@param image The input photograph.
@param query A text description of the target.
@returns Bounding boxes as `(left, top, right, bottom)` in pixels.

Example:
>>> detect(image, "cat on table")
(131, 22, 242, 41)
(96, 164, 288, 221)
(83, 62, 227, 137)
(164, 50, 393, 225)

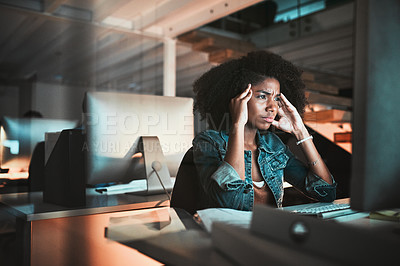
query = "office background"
(0, 0, 354, 133)
(1, 1, 400, 265)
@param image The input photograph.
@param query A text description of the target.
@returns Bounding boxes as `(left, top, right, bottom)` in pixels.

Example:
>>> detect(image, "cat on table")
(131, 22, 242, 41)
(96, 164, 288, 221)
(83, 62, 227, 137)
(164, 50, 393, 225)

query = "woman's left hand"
(271, 93, 306, 135)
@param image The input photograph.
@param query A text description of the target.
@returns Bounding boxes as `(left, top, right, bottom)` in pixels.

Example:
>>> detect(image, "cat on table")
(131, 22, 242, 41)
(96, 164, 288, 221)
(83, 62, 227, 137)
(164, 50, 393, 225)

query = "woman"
(192, 51, 336, 210)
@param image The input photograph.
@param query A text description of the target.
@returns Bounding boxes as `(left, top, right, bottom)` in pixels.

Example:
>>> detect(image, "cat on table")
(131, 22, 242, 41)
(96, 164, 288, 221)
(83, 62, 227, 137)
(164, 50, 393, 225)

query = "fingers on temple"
(245, 87, 253, 99)
(238, 84, 252, 99)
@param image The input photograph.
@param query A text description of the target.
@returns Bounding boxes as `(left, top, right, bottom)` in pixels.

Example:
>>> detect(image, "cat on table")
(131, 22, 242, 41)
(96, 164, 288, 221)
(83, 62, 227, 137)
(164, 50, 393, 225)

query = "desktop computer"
(84, 91, 194, 195)
(349, 0, 400, 211)
(42, 92, 194, 206)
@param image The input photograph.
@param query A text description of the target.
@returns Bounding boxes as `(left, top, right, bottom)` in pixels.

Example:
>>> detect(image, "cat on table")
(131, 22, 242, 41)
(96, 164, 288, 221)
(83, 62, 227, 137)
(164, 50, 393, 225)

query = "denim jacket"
(192, 130, 336, 211)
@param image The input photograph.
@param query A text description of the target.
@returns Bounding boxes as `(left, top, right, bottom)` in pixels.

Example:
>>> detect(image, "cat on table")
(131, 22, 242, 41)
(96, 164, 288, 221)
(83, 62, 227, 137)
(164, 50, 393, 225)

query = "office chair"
(170, 147, 199, 215)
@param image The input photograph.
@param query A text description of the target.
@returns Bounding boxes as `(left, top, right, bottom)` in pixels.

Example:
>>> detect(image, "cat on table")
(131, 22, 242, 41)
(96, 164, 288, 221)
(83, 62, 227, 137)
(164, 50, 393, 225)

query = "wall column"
(163, 37, 176, 97)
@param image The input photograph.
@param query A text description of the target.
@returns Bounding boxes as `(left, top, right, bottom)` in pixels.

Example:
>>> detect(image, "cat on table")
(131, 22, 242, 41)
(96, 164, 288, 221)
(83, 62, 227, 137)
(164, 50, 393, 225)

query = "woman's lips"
(263, 117, 274, 123)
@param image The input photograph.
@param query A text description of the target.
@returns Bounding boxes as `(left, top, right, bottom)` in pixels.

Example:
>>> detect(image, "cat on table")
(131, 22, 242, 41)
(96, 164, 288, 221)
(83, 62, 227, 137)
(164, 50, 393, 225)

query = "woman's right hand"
(226, 84, 252, 179)
(229, 84, 252, 127)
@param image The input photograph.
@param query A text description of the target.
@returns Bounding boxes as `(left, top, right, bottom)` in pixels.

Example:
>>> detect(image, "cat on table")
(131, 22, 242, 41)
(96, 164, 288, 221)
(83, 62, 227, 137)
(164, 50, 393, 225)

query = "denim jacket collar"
(256, 130, 275, 154)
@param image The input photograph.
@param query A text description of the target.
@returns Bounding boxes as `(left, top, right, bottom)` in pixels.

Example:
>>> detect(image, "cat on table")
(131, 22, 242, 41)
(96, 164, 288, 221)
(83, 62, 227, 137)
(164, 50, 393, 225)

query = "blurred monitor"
(84, 92, 194, 187)
(350, 0, 400, 211)
(0, 116, 78, 174)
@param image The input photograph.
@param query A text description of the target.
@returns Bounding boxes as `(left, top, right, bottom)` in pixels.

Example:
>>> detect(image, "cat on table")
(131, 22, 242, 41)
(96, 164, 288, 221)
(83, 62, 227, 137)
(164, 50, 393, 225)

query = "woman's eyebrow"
(255, 90, 279, 95)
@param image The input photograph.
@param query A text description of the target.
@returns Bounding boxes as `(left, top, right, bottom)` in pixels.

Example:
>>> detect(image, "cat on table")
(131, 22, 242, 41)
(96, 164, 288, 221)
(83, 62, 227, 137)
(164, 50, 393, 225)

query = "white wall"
(32, 81, 91, 120)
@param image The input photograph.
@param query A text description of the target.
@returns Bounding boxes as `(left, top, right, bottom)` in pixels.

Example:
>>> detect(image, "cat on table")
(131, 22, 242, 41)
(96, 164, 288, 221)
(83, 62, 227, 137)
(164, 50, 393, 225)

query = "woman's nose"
(266, 97, 279, 112)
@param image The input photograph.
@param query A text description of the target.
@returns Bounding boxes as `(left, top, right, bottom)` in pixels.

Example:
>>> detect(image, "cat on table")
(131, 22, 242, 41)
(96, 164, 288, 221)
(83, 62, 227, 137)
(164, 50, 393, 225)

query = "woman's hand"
(226, 84, 252, 179)
(272, 93, 306, 136)
(273, 94, 332, 184)
(229, 84, 252, 127)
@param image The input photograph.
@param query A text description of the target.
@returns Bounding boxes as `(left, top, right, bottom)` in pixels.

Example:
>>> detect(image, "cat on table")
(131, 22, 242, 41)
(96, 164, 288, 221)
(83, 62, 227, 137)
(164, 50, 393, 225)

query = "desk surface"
(106, 208, 232, 266)
(30, 207, 186, 266)
(0, 188, 169, 221)
(113, 200, 400, 266)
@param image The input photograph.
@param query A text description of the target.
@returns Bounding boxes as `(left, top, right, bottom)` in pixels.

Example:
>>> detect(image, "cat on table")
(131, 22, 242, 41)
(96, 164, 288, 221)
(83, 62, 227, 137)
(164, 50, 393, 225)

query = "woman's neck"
(243, 126, 258, 150)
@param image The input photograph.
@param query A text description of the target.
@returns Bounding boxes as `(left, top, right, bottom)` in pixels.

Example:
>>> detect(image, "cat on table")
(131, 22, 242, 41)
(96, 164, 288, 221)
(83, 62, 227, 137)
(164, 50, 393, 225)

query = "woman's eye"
(274, 96, 281, 101)
(257, 95, 266, 100)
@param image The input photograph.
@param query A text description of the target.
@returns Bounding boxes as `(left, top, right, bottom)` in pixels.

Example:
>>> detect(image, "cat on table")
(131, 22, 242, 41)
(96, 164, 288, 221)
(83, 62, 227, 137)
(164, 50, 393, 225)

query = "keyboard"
(284, 202, 355, 219)
(291, 203, 350, 214)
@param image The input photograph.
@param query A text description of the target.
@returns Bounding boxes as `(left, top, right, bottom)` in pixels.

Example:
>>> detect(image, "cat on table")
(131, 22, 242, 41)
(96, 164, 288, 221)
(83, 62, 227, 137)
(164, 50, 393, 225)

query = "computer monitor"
(84, 92, 194, 191)
(350, 0, 400, 211)
(0, 116, 78, 174)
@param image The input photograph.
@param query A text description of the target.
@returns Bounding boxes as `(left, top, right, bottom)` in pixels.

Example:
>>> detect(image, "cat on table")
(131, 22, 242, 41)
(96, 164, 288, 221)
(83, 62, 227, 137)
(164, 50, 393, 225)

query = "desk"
(0, 189, 169, 265)
(108, 209, 233, 266)
(111, 201, 400, 266)
(0, 173, 29, 194)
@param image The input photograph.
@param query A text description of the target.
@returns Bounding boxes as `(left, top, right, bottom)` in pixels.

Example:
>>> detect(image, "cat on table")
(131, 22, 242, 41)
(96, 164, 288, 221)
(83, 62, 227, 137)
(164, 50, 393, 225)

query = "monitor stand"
(93, 136, 173, 196)
(129, 136, 173, 196)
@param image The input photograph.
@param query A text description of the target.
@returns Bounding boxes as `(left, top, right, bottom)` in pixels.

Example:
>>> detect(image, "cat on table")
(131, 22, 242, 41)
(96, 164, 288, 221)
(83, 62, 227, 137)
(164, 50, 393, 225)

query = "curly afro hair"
(193, 50, 307, 131)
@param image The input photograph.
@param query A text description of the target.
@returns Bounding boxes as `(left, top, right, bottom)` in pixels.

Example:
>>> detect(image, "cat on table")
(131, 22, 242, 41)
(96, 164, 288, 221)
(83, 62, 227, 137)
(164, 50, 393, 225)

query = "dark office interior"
(1, 0, 399, 265)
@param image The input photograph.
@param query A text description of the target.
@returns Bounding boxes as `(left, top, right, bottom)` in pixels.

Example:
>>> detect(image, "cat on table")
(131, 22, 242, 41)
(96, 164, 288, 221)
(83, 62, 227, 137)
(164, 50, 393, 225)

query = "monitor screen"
(84, 92, 194, 186)
(0, 117, 78, 174)
(350, 0, 400, 211)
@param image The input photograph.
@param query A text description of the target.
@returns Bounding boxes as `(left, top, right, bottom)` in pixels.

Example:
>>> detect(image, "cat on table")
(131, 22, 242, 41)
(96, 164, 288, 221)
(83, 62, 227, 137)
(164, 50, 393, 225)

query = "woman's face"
(246, 77, 281, 130)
